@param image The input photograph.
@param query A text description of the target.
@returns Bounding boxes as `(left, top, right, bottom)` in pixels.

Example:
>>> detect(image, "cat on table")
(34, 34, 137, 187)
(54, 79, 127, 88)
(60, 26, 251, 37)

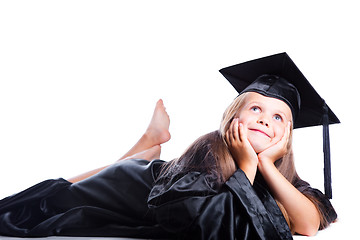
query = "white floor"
(0, 218, 354, 240)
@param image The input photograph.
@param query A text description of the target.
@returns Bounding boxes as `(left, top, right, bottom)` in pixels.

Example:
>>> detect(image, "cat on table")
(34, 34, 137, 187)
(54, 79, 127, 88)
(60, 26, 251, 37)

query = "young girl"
(0, 53, 338, 239)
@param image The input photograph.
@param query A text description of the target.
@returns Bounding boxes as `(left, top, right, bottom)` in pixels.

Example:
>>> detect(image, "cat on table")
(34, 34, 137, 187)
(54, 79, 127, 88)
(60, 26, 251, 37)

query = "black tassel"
(323, 102, 332, 199)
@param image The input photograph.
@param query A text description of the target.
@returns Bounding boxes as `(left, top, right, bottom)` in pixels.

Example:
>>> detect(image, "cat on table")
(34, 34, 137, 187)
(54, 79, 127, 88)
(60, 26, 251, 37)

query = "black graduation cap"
(219, 52, 340, 198)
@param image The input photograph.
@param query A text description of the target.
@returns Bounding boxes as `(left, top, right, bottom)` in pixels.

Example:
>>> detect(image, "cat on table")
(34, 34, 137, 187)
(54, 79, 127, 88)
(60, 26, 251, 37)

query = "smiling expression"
(235, 92, 293, 153)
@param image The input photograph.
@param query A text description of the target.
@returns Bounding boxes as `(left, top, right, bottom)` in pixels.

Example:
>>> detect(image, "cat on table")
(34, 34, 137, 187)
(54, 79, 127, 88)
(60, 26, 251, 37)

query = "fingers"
(238, 122, 247, 142)
(287, 121, 292, 137)
(281, 121, 291, 144)
(232, 118, 240, 141)
(225, 119, 258, 171)
(276, 121, 292, 154)
(225, 119, 235, 145)
(226, 118, 240, 144)
(273, 121, 291, 146)
(284, 121, 292, 148)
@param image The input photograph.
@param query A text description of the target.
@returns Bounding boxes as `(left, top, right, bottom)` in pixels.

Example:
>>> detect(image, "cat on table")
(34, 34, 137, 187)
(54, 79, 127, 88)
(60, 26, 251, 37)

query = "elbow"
(301, 227, 318, 237)
(293, 208, 321, 236)
(295, 221, 319, 237)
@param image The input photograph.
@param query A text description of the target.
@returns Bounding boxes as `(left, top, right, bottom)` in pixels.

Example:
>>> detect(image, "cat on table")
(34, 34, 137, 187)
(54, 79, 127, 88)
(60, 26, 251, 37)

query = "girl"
(0, 53, 338, 239)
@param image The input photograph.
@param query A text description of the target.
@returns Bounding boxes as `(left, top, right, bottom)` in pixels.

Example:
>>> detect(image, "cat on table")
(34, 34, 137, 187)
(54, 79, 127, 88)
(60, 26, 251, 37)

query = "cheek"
(272, 124, 286, 141)
(237, 113, 252, 126)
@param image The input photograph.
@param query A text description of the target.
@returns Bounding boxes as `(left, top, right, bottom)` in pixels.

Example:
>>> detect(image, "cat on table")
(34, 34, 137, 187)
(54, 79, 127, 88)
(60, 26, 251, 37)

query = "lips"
(249, 128, 271, 138)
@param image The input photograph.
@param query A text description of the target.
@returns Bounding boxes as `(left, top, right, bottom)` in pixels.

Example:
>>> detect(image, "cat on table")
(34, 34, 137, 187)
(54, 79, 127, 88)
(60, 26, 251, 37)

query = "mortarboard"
(219, 52, 340, 198)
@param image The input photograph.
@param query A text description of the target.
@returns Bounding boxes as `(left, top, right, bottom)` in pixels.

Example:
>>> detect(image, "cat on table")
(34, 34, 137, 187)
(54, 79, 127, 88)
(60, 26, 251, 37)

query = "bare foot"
(145, 99, 171, 146)
(122, 145, 161, 161)
(117, 99, 171, 161)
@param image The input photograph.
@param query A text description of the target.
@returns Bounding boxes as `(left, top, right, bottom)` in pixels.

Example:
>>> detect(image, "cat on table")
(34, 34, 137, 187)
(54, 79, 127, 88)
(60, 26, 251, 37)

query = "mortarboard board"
(219, 52, 340, 198)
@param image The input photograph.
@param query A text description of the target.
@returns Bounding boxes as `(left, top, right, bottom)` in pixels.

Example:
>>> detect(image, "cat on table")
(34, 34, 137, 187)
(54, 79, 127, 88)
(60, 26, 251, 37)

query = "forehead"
(243, 92, 292, 118)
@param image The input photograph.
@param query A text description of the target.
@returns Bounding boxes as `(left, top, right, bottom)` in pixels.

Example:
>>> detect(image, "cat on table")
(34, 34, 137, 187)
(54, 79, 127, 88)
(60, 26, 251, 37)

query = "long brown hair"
(158, 130, 236, 189)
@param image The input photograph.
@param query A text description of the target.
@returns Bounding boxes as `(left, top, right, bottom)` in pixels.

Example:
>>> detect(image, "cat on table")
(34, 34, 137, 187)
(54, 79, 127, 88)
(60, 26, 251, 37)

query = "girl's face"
(235, 92, 292, 153)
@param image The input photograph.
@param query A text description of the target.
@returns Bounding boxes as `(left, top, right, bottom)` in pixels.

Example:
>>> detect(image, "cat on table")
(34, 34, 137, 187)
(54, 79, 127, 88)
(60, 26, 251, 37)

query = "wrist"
(238, 160, 258, 184)
(257, 157, 275, 173)
(258, 155, 273, 164)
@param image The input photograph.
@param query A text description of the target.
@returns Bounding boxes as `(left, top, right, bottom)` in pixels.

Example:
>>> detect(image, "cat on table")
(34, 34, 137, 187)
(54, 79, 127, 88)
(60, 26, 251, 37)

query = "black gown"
(0, 159, 335, 239)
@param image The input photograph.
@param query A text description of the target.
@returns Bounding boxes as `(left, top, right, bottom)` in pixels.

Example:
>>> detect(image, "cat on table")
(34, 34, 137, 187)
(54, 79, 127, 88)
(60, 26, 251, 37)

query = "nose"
(257, 119, 269, 127)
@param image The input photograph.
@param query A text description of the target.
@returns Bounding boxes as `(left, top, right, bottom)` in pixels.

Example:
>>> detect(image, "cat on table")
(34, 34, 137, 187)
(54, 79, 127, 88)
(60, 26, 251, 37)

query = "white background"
(0, 1, 359, 239)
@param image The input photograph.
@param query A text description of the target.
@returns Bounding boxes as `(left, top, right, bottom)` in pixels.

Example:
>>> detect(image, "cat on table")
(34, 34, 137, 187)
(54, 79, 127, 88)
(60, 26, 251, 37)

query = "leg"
(122, 145, 162, 161)
(67, 99, 170, 183)
(67, 145, 162, 183)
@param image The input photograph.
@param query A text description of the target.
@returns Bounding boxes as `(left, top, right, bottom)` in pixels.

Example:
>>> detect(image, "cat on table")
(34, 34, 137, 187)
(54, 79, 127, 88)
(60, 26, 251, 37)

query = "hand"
(258, 121, 291, 164)
(225, 118, 258, 168)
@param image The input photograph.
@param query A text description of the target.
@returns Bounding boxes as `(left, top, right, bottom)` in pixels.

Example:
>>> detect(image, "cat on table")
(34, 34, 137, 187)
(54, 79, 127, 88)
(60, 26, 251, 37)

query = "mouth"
(249, 128, 271, 138)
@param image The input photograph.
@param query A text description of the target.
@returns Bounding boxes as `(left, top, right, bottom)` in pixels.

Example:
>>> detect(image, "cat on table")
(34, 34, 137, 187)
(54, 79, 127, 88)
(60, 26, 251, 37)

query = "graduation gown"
(0, 158, 331, 239)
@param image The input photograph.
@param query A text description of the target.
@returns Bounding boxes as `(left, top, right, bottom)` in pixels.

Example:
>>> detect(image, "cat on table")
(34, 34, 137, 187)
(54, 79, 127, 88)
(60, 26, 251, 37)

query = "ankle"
(142, 131, 158, 148)
(143, 127, 170, 147)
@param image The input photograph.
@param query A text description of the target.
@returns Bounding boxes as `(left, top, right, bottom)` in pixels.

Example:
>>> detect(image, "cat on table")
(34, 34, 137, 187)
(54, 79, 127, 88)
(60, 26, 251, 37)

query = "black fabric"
(219, 52, 341, 199)
(218, 52, 340, 129)
(240, 75, 300, 121)
(0, 159, 168, 238)
(148, 167, 293, 240)
(0, 158, 333, 239)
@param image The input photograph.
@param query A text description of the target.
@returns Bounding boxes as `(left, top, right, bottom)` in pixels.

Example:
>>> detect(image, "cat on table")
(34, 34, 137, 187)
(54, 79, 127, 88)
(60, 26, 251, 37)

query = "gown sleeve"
(148, 169, 293, 240)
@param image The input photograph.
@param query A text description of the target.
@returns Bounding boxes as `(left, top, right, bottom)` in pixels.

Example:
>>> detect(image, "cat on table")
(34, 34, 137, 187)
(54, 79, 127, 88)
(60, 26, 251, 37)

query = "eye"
(251, 106, 261, 113)
(273, 114, 283, 121)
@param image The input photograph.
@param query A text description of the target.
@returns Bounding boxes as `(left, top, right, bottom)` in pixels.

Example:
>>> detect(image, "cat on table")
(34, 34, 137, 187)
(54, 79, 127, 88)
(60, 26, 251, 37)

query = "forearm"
(258, 159, 320, 236)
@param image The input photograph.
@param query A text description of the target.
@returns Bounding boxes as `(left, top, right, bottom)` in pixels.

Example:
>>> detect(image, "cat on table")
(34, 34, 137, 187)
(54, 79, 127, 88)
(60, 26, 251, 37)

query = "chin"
(251, 144, 266, 154)
(248, 137, 270, 153)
